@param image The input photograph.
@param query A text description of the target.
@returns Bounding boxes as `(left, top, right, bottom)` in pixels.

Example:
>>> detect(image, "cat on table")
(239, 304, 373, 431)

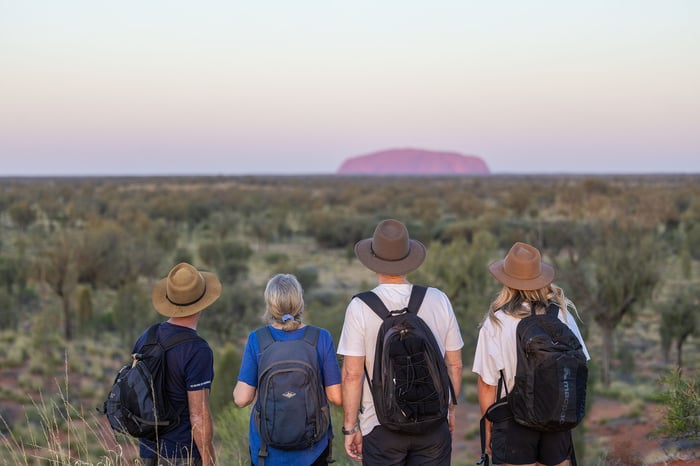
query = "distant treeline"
(1, 174, 699, 389)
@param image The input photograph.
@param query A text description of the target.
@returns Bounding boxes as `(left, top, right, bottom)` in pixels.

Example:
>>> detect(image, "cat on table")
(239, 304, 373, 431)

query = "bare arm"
(325, 383, 342, 406)
(232, 380, 256, 407)
(477, 375, 497, 456)
(444, 349, 463, 433)
(341, 355, 365, 462)
(188, 389, 216, 466)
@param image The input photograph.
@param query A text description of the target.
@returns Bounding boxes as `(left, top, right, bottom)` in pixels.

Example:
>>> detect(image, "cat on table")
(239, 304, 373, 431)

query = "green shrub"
(653, 368, 700, 440)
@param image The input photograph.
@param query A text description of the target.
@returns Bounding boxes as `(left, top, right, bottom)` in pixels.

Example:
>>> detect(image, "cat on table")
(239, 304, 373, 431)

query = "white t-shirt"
(337, 283, 464, 435)
(472, 308, 590, 393)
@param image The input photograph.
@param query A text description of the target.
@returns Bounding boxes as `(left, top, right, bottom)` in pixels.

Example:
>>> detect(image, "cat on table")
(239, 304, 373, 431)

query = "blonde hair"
(263, 274, 304, 331)
(483, 283, 579, 327)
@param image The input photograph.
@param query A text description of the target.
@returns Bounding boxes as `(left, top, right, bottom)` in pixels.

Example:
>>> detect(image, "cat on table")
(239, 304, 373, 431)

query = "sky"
(1, 1, 699, 176)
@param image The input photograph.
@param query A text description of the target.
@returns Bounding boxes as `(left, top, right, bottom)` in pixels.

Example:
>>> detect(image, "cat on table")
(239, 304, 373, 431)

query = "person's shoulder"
(422, 286, 453, 307)
(315, 326, 335, 342)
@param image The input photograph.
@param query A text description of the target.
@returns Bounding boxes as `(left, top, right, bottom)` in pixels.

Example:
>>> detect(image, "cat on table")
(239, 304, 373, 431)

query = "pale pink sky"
(1, 1, 698, 175)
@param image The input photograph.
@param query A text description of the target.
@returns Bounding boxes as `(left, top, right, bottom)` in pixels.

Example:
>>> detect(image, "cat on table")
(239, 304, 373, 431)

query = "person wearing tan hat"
(136, 262, 222, 466)
(337, 219, 464, 465)
(473, 242, 590, 466)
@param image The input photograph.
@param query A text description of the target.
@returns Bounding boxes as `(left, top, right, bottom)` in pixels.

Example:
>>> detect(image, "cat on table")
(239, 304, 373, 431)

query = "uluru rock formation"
(336, 148, 490, 175)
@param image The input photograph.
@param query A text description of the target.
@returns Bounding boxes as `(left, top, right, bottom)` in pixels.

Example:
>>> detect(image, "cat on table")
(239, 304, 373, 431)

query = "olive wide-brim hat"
(152, 263, 222, 318)
(354, 219, 426, 276)
(488, 242, 555, 291)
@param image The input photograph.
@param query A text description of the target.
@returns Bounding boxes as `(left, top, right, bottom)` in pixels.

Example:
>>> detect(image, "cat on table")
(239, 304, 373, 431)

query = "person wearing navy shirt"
(135, 262, 221, 466)
(233, 273, 342, 466)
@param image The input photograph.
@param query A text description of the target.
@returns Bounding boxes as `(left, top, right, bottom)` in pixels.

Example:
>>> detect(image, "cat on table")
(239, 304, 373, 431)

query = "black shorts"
(362, 421, 451, 466)
(491, 417, 573, 465)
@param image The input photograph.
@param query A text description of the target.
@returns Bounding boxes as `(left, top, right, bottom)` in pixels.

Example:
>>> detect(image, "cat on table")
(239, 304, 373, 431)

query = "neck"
(167, 312, 200, 330)
(377, 274, 410, 285)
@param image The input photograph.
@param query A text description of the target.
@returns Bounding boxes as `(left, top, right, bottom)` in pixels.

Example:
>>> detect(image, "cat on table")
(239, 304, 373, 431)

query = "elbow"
(233, 393, 253, 408)
(328, 393, 343, 407)
(232, 384, 255, 408)
(326, 384, 343, 406)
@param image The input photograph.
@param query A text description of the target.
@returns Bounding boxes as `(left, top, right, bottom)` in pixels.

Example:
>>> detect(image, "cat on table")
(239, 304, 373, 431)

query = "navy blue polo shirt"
(132, 321, 214, 459)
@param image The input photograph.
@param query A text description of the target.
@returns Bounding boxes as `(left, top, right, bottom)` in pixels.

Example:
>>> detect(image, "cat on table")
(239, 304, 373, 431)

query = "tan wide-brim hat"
(354, 219, 426, 276)
(152, 263, 222, 318)
(488, 242, 555, 291)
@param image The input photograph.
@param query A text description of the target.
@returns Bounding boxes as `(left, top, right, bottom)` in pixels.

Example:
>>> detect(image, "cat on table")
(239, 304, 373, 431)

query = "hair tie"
(281, 314, 294, 322)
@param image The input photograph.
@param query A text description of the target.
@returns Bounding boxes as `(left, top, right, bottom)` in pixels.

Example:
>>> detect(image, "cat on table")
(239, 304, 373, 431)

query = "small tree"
(550, 221, 661, 388)
(40, 231, 80, 340)
(660, 284, 698, 368)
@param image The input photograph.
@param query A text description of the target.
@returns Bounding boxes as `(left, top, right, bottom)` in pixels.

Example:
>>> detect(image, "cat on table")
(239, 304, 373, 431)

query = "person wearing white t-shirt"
(338, 219, 464, 465)
(473, 242, 590, 466)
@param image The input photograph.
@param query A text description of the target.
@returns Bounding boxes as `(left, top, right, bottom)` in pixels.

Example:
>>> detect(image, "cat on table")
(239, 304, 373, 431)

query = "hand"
(344, 431, 363, 462)
(448, 406, 456, 434)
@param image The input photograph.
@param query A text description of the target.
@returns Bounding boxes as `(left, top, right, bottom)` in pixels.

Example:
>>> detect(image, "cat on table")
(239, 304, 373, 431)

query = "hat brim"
(152, 271, 222, 318)
(488, 259, 555, 291)
(354, 238, 426, 276)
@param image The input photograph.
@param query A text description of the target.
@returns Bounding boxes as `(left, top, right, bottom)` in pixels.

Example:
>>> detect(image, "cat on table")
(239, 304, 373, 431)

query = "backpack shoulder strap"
(407, 285, 428, 313)
(255, 326, 275, 351)
(354, 291, 390, 320)
(161, 328, 204, 351)
(302, 325, 321, 347)
(546, 302, 560, 317)
(144, 323, 161, 345)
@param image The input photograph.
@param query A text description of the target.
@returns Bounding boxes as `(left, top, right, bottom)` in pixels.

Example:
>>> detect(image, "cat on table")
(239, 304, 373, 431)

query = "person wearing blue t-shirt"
(234, 273, 342, 466)
(135, 262, 221, 466)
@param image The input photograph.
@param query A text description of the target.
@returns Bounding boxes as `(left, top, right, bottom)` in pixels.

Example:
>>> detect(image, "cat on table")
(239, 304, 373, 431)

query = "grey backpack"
(253, 325, 331, 463)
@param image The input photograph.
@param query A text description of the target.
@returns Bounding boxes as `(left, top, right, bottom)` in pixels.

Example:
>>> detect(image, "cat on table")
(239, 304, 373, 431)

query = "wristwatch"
(341, 424, 361, 435)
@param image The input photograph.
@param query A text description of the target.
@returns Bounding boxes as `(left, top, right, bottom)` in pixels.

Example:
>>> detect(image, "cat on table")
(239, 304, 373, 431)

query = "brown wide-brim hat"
(488, 242, 555, 291)
(354, 219, 426, 276)
(152, 263, 222, 318)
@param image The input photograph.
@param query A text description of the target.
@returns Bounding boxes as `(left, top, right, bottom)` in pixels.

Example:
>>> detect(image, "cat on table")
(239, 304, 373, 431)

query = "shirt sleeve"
(319, 328, 342, 386)
(439, 291, 465, 352)
(472, 320, 501, 386)
(236, 331, 259, 387)
(184, 344, 214, 391)
(337, 298, 366, 357)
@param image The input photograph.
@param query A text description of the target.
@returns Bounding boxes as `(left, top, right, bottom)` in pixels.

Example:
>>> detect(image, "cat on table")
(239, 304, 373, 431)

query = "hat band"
(166, 285, 207, 307)
(370, 244, 411, 262)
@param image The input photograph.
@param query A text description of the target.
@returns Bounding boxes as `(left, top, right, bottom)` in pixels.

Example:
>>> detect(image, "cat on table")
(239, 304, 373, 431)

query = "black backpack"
(477, 303, 586, 466)
(101, 323, 203, 440)
(356, 285, 456, 434)
(509, 302, 588, 432)
(253, 325, 331, 464)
